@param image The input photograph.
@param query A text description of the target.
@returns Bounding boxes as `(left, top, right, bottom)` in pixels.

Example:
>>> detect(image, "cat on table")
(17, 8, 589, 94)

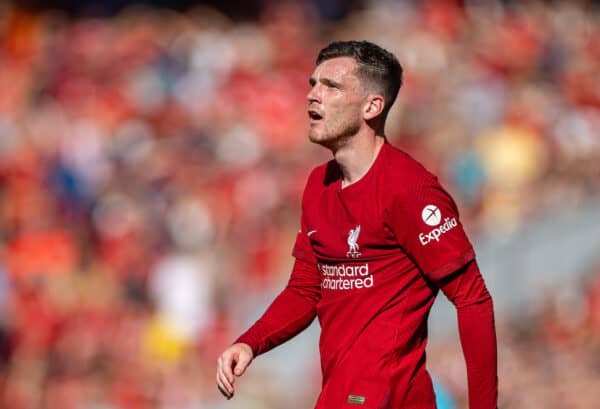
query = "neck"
(333, 131, 386, 188)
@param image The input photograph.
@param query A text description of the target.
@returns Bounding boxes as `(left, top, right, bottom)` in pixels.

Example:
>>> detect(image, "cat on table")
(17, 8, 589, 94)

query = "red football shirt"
(237, 142, 497, 408)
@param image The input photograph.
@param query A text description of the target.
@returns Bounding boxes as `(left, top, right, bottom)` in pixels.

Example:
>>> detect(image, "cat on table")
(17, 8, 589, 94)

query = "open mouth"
(308, 109, 323, 121)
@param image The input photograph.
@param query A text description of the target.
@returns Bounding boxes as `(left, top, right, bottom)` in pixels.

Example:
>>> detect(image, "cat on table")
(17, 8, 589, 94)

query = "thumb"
(234, 352, 252, 376)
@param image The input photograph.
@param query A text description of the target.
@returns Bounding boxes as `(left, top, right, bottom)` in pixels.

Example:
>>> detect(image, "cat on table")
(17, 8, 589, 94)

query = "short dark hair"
(316, 40, 403, 120)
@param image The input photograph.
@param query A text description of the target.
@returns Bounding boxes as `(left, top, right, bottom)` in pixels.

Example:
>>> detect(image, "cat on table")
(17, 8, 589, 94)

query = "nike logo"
(307, 230, 317, 237)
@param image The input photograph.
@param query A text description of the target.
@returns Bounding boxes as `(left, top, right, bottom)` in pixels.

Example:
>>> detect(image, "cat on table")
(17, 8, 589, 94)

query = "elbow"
(455, 290, 494, 311)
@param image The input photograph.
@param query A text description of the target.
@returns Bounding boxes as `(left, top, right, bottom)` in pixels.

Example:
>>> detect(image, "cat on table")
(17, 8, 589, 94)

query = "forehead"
(311, 57, 359, 83)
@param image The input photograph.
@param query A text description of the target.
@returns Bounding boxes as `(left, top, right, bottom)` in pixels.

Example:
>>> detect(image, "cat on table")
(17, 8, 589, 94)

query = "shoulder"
(381, 143, 460, 214)
(380, 143, 438, 195)
(305, 159, 341, 190)
(300, 159, 340, 208)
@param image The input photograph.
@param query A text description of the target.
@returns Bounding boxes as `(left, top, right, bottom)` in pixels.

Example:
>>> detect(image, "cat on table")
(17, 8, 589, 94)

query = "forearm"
(236, 259, 321, 356)
(440, 260, 498, 409)
(457, 296, 498, 409)
(236, 287, 317, 355)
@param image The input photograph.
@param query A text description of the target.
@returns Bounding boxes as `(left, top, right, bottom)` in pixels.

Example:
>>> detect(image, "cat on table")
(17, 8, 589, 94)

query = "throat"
(337, 137, 385, 189)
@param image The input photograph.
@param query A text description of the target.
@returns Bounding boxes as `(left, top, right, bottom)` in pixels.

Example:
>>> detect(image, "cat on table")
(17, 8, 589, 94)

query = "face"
(306, 57, 367, 148)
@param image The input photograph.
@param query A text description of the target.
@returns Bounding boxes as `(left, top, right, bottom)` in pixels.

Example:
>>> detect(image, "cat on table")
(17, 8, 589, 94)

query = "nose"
(307, 84, 320, 105)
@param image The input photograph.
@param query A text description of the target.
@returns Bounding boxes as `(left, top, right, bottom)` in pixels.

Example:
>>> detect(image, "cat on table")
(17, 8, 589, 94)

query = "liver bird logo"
(346, 225, 361, 258)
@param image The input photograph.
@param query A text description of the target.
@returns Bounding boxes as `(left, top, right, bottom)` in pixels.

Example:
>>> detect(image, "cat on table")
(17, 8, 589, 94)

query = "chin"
(308, 130, 322, 143)
(309, 133, 328, 145)
(309, 135, 337, 151)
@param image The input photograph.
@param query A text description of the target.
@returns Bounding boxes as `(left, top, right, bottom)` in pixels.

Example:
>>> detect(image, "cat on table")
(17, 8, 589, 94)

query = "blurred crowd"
(430, 258, 600, 409)
(0, 0, 599, 408)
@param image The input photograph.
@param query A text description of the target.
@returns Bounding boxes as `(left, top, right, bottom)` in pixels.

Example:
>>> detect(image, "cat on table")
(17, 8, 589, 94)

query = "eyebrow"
(309, 77, 343, 89)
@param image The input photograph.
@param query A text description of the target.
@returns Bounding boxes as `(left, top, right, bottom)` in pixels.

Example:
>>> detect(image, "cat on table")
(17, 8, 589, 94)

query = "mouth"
(308, 109, 324, 123)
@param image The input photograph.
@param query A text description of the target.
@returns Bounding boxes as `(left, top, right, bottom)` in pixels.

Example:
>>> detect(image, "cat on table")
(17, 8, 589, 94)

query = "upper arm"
(438, 259, 492, 309)
(385, 175, 475, 281)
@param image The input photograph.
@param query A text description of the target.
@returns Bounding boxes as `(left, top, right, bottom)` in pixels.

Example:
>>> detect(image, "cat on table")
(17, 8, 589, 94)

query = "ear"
(363, 94, 385, 121)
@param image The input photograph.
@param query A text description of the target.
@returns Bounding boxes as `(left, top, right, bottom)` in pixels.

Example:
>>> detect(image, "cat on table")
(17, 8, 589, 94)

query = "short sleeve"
(385, 176, 475, 281)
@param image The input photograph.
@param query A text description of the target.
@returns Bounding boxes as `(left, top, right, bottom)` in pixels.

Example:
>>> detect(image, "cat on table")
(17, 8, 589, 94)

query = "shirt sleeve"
(385, 175, 475, 281)
(292, 212, 318, 264)
(439, 260, 498, 409)
(292, 168, 319, 264)
(235, 258, 321, 356)
(237, 177, 320, 356)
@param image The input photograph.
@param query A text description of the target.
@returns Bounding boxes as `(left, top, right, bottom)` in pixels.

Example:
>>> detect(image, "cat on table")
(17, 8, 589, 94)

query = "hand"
(216, 342, 254, 399)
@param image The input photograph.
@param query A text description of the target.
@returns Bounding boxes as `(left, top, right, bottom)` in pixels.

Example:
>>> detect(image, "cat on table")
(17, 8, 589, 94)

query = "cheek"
(329, 104, 361, 125)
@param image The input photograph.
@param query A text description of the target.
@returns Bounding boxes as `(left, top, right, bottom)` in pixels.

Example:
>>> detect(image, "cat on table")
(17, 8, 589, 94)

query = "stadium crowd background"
(1, 0, 600, 408)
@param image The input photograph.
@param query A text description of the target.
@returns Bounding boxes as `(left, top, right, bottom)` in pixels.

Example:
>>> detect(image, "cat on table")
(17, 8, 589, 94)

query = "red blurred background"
(0, 1, 599, 408)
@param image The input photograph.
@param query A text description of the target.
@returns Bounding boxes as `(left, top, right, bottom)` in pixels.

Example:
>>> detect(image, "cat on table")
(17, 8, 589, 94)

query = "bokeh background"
(1, 0, 600, 408)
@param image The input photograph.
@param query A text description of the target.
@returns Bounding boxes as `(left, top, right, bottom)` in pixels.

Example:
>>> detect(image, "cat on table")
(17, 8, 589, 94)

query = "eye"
(323, 80, 339, 89)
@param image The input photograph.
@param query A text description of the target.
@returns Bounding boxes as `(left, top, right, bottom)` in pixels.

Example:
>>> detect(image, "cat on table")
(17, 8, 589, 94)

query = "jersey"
(236, 141, 497, 409)
(292, 142, 475, 408)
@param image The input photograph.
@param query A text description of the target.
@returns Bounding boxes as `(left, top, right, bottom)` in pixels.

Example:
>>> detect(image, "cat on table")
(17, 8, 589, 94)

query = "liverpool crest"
(346, 225, 361, 258)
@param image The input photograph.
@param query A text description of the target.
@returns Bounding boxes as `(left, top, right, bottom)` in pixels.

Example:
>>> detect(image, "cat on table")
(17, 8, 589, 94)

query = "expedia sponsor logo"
(319, 263, 373, 290)
(422, 204, 442, 226)
(419, 217, 458, 246)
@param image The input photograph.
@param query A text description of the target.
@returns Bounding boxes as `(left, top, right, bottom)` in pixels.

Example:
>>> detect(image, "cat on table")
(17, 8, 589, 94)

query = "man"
(216, 40, 497, 409)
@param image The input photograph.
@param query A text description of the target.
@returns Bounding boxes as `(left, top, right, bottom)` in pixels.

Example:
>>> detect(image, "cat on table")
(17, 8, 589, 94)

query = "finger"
(217, 358, 234, 393)
(234, 352, 252, 376)
(223, 352, 235, 384)
(216, 371, 233, 398)
(217, 382, 232, 399)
